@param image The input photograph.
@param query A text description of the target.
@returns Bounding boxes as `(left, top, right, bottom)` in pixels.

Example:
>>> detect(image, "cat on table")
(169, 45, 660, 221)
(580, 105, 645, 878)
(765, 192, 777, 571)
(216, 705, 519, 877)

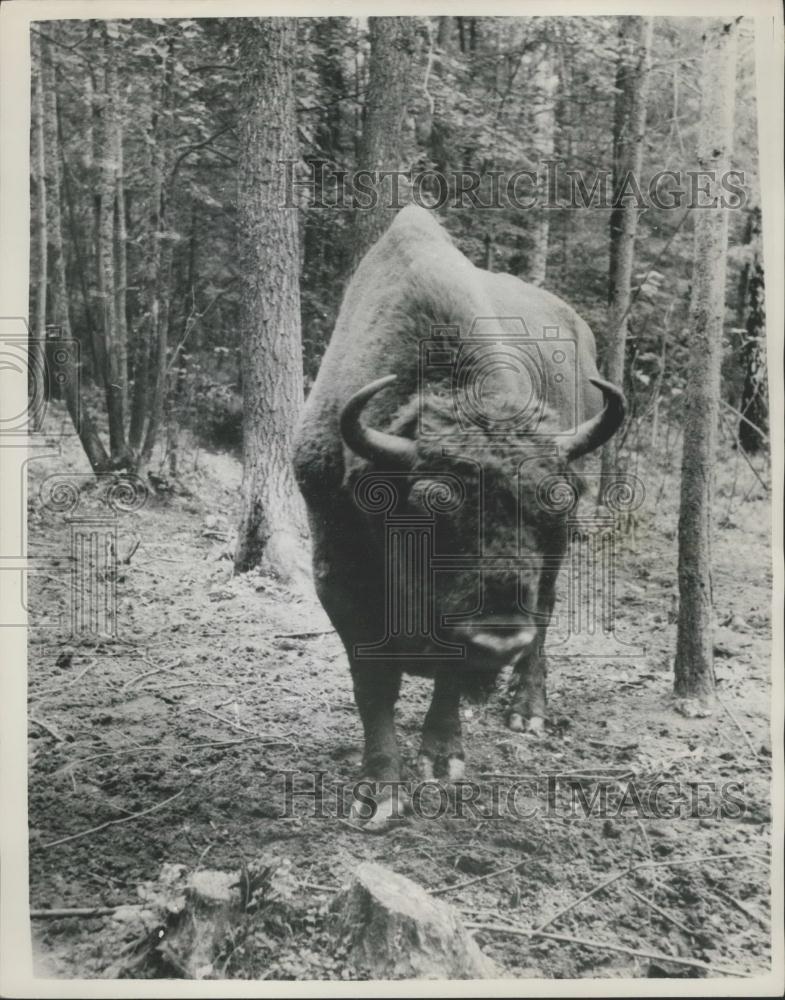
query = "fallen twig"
(60, 734, 288, 769)
(626, 887, 693, 937)
(42, 789, 186, 848)
(716, 693, 759, 758)
(190, 706, 298, 748)
(431, 846, 543, 897)
(30, 905, 137, 919)
(29, 715, 65, 742)
(466, 922, 748, 977)
(479, 770, 635, 783)
(122, 659, 179, 692)
(536, 850, 768, 933)
(165, 680, 237, 690)
(708, 885, 770, 931)
(587, 739, 639, 752)
(273, 629, 335, 640)
(121, 538, 141, 565)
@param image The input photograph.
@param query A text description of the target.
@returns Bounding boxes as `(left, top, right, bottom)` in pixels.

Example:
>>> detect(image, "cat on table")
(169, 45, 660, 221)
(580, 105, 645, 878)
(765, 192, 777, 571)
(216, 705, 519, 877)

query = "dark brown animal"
(293, 206, 624, 826)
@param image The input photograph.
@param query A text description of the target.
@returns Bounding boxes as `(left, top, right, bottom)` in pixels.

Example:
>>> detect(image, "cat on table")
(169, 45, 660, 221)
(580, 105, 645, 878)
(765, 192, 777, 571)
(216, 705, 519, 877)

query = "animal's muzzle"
(454, 625, 538, 663)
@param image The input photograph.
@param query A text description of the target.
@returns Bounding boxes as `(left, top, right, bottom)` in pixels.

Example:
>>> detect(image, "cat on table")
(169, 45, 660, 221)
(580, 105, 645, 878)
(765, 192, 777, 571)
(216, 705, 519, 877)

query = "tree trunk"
(233, 18, 308, 582)
(134, 33, 175, 466)
(95, 25, 128, 463)
(436, 16, 453, 51)
(526, 42, 558, 287)
(736, 208, 767, 453)
(350, 17, 417, 270)
(31, 34, 48, 429)
(600, 16, 653, 494)
(673, 17, 738, 709)
(41, 35, 111, 472)
(85, 35, 106, 388)
(114, 95, 129, 422)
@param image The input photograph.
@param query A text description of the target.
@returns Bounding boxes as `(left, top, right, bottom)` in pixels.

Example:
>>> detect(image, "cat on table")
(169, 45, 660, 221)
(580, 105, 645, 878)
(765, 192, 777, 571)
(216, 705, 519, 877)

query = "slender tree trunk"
(738, 260, 766, 454)
(350, 17, 417, 270)
(59, 107, 100, 385)
(114, 103, 129, 421)
(736, 208, 767, 453)
(85, 40, 106, 388)
(526, 42, 558, 287)
(600, 16, 653, 493)
(31, 34, 48, 428)
(41, 35, 110, 472)
(673, 17, 738, 708)
(234, 18, 308, 581)
(436, 16, 453, 51)
(140, 35, 176, 467)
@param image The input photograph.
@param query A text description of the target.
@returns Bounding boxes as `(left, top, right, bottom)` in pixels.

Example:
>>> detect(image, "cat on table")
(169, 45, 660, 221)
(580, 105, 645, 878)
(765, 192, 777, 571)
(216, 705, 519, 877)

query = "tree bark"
(526, 42, 558, 288)
(738, 260, 766, 453)
(600, 16, 653, 495)
(40, 34, 111, 472)
(673, 17, 738, 708)
(114, 86, 129, 422)
(135, 32, 175, 467)
(233, 18, 308, 582)
(736, 207, 767, 453)
(31, 33, 47, 428)
(95, 24, 128, 463)
(350, 17, 417, 271)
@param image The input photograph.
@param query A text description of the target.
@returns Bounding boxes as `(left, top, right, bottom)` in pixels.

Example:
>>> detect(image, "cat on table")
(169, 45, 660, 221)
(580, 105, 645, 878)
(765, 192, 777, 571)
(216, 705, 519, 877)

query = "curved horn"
(559, 377, 626, 462)
(340, 374, 417, 468)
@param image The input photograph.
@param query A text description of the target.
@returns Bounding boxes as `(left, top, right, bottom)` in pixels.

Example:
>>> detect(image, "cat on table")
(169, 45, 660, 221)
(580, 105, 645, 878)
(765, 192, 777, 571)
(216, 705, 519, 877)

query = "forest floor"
(25, 401, 774, 982)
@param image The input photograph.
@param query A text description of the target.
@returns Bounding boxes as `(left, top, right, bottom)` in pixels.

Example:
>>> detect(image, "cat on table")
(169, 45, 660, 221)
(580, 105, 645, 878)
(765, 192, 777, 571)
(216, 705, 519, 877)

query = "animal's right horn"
(340, 375, 417, 468)
(559, 377, 626, 461)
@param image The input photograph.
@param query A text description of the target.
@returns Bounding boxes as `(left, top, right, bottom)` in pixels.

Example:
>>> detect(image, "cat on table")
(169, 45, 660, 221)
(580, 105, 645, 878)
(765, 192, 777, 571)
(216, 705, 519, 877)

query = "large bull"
(293, 206, 624, 826)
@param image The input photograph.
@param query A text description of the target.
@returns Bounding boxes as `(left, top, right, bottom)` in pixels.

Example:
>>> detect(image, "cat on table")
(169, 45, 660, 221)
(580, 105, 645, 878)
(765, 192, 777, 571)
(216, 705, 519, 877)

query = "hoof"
(507, 712, 545, 736)
(446, 755, 465, 781)
(507, 712, 524, 732)
(417, 753, 436, 782)
(350, 783, 410, 832)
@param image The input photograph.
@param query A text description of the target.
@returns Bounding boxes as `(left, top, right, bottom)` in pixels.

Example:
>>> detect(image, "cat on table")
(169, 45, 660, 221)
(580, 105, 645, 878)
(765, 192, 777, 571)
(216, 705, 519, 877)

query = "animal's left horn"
(559, 377, 626, 462)
(340, 375, 417, 469)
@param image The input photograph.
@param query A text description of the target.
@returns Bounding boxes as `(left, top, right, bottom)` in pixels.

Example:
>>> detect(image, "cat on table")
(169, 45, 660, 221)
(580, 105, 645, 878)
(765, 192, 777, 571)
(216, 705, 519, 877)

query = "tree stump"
(331, 862, 498, 979)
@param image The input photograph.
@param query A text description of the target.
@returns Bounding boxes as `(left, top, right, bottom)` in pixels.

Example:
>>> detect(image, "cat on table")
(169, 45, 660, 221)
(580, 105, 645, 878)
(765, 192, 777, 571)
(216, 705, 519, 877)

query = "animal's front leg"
(349, 661, 407, 829)
(418, 670, 465, 781)
(507, 644, 547, 735)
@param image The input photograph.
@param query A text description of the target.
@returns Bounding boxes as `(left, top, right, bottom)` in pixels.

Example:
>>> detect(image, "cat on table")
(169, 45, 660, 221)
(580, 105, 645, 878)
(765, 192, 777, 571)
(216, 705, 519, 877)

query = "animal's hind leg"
(418, 671, 465, 781)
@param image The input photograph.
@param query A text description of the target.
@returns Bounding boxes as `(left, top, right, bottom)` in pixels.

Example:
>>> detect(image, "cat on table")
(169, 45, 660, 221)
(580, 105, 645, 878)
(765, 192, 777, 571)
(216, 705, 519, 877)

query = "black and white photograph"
(0, 1, 782, 994)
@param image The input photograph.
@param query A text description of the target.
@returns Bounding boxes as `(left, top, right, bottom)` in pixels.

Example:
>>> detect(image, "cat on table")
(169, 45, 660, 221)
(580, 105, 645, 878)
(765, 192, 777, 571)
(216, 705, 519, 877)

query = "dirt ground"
(26, 401, 773, 981)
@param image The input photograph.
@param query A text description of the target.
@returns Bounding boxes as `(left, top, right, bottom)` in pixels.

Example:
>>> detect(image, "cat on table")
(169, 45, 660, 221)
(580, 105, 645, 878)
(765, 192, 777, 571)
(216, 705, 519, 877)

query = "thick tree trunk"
(600, 16, 653, 493)
(31, 34, 47, 429)
(350, 17, 417, 270)
(673, 18, 738, 709)
(95, 26, 128, 463)
(41, 35, 111, 473)
(234, 18, 308, 582)
(526, 43, 558, 287)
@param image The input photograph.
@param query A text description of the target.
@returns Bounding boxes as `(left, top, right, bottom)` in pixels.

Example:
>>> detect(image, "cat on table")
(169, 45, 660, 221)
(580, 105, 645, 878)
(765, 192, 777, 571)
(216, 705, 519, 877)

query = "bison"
(293, 205, 624, 827)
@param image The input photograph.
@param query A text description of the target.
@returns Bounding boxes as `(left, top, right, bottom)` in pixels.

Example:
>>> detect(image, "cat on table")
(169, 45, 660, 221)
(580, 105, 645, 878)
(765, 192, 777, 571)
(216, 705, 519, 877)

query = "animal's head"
(341, 374, 625, 670)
